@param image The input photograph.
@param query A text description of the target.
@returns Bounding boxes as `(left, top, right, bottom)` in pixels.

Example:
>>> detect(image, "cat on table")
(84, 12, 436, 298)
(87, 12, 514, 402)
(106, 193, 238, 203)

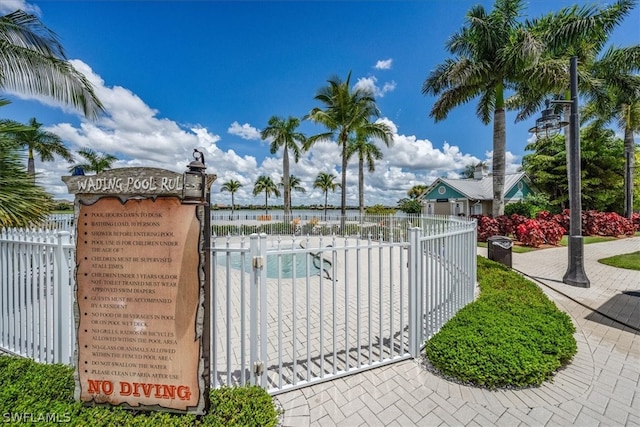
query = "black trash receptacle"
(487, 236, 512, 268)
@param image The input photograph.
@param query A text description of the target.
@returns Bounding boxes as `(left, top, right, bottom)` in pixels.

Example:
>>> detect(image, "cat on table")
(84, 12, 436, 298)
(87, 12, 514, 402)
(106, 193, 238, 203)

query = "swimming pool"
(215, 252, 330, 279)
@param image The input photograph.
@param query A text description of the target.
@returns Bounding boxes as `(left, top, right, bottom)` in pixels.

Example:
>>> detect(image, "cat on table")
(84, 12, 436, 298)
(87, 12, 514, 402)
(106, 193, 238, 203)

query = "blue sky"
(1, 0, 638, 206)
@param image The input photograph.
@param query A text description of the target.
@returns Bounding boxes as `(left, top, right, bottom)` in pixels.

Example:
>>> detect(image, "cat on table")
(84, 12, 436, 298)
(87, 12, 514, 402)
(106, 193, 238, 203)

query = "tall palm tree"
(252, 175, 280, 215)
(583, 45, 640, 218)
(0, 108, 52, 227)
(306, 72, 392, 230)
(0, 10, 103, 118)
(346, 131, 388, 218)
(261, 116, 306, 222)
(2, 117, 73, 175)
(220, 179, 242, 217)
(313, 172, 340, 221)
(278, 174, 306, 210)
(422, 0, 534, 217)
(68, 148, 117, 174)
(508, 0, 636, 212)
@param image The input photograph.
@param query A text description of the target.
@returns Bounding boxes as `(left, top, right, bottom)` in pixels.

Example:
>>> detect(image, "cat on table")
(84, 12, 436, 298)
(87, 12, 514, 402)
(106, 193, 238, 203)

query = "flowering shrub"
(535, 211, 553, 221)
(632, 213, 640, 232)
(551, 210, 570, 232)
(583, 210, 635, 236)
(538, 220, 566, 245)
(475, 209, 635, 246)
(515, 219, 546, 247)
(473, 215, 500, 242)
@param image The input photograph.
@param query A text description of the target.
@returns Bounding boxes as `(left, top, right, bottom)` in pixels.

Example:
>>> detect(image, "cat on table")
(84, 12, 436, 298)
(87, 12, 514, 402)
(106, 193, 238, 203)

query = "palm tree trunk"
(492, 108, 506, 217)
(27, 147, 36, 176)
(340, 135, 348, 232)
(359, 156, 365, 222)
(231, 193, 235, 219)
(624, 126, 635, 218)
(324, 192, 328, 221)
(265, 192, 268, 215)
(283, 148, 291, 223)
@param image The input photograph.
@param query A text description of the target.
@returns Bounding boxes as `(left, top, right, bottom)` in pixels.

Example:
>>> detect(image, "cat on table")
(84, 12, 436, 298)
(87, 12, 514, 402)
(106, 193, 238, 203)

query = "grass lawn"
(598, 251, 640, 271)
(558, 235, 619, 246)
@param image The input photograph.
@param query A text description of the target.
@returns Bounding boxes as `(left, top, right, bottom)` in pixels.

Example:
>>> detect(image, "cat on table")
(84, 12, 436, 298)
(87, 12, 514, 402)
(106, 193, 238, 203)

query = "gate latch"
(252, 256, 264, 269)
(254, 361, 264, 376)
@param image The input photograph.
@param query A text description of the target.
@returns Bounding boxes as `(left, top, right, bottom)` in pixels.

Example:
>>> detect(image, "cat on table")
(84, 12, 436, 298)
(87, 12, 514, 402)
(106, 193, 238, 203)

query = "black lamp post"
(528, 56, 590, 288)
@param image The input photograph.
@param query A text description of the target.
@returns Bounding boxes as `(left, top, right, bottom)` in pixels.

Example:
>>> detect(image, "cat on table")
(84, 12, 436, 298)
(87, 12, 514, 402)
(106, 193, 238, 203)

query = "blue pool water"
(215, 252, 328, 279)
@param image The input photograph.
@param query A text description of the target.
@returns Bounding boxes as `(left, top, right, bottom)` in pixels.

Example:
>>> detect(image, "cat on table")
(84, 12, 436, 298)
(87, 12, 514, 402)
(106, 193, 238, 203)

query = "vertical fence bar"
(343, 236, 350, 371)
(249, 233, 259, 385)
(408, 228, 420, 358)
(356, 239, 361, 368)
(276, 238, 283, 389)
(332, 236, 337, 375)
(388, 241, 394, 359)
(210, 237, 217, 389)
(54, 231, 72, 364)
(259, 234, 268, 388)
(0, 230, 8, 350)
(319, 236, 325, 378)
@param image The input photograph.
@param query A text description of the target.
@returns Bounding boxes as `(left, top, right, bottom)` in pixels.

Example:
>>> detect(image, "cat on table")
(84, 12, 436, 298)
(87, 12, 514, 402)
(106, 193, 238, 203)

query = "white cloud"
(0, 0, 40, 15)
(374, 59, 393, 70)
(27, 62, 520, 208)
(354, 76, 396, 98)
(227, 121, 262, 140)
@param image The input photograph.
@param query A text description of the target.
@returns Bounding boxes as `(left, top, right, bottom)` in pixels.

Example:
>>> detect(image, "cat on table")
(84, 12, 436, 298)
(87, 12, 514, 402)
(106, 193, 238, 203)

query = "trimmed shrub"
(424, 257, 577, 389)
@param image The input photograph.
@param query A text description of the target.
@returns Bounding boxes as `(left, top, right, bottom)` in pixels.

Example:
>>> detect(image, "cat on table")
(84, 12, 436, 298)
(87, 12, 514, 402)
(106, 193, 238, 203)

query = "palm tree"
(407, 185, 428, 199)
(261, 116, 306, 222)
(2, 117, 73, 175)
(0, 109, 52, 227)
(306, 72, 392, 230)
(313, 172, 340, 221)
(346, 131, 388, 218)
(507, 0, 636, 212)
(278, 175, 306, 210)
(583, 45, 640, 218)
(422, 0, 535, 217)
(69, 148, 117, 174)
(220, 179, 242, 217)
(0, 10, 103, 118)
(252, 175, 280, 215)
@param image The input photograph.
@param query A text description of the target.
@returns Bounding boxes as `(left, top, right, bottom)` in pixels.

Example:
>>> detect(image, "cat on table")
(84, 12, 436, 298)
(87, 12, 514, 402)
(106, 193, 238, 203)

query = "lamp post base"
(563, 236, 590, 288)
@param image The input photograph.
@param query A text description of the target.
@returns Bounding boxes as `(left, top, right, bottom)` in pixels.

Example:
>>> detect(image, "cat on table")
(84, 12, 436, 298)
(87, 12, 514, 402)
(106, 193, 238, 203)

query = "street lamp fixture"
(183, 149, 207, 203)
(527, 100, 569, 139)
(529, 56, 590, 288)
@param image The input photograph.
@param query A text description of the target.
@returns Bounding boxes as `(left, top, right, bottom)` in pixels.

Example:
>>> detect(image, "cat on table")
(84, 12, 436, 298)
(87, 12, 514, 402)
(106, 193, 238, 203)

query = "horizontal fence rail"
(1, 214, 477, 396)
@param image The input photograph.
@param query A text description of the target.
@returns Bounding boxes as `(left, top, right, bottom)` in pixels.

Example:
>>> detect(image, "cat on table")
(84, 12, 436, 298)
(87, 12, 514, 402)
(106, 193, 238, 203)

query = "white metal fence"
(211, 216, 477, 394)
(0, 228, 75, 364)
(1, 214, 477, 395)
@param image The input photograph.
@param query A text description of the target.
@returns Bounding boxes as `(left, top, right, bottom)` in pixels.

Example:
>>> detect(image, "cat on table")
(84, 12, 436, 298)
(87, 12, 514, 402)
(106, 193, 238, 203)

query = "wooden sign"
(64, 168, 212, 414)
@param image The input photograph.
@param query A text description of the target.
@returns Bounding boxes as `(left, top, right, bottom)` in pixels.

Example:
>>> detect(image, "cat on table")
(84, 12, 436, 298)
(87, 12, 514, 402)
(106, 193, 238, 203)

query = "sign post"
(63, 161, 214, 415)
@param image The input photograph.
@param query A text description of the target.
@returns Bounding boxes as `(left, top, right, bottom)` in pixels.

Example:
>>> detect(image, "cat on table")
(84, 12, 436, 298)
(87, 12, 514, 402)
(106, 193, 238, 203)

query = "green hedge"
(424, 257, 577, 389)
(0, 356, 279, 426)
